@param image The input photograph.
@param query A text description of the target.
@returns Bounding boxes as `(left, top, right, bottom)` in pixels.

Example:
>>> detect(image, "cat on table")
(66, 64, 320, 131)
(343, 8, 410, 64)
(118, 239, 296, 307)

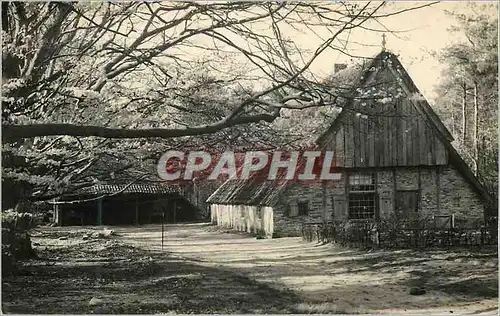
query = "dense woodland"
(434, 4, 498, 205)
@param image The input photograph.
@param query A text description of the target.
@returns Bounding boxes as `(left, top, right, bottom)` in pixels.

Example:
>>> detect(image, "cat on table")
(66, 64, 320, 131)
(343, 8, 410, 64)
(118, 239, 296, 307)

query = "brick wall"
(273, 180, 326, 236)
(395, 167, 419, 190)
(328, 175, 346, 221)
(377, 170, 394, 218)
(419, 168, 438, 218)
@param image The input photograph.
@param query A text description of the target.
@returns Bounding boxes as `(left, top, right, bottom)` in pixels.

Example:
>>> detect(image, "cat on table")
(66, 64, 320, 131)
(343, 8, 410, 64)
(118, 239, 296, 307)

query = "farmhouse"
(207, 51, 492, 237)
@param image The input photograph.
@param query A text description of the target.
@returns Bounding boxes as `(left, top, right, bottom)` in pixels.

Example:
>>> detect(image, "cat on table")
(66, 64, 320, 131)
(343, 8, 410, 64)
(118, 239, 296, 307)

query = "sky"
(119, 1, 497, 105)
(302, 1, 497, 103)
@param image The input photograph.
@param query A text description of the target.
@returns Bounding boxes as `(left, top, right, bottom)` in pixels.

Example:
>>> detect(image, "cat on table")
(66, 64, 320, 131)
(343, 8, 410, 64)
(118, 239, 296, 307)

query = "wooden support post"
(322, 181, 327, 222)
(417, 168, 422, 212)
(161, 211, 165, 250)
(97, 198, 103, 226)
(135, 196, 139, 226)
(166, 199, 169, 223)
(374, 172, 380, 221)
(344, 172, 349, 221)
(173, 200, 177, 224)
(392, 168, 397, 214)
(436, 167, 441, 215)
(54, 199, 62, 226)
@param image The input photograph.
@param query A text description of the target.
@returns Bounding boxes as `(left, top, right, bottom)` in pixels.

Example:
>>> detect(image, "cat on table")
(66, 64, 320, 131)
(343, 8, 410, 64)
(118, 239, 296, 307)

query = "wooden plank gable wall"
(322, 66, 448, 168)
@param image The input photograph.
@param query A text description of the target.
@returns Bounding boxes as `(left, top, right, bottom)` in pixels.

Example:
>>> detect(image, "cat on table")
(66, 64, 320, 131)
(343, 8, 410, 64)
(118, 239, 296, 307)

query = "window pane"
(348, 192, 376, 219)
(349, 174, 375, 192)
(349, 174, 373, 185)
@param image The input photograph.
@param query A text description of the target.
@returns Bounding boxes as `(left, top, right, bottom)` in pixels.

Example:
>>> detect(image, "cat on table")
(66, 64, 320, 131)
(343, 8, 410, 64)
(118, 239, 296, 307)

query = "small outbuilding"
(53, 183, 201, 226)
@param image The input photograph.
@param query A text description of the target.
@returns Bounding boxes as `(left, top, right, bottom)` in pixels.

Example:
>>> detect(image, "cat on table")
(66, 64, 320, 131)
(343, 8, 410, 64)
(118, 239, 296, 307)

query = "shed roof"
(76, 183, 179, 196)
(206, 178, 287, 206)
(206, 160, 292, 206)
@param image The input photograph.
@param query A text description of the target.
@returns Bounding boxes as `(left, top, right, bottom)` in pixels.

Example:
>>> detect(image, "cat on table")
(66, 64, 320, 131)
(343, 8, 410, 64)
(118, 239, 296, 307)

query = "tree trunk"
(461, 82, 467, 145)
(473, 81, 479, 175)
(451, 111, 455, 135)
(2, 2, 9, 32)
(481, 135, 487, 180)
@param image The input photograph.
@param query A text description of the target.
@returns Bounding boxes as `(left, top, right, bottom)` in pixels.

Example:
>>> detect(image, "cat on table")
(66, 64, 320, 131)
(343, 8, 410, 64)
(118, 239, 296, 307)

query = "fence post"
(480, 227, 484, 246)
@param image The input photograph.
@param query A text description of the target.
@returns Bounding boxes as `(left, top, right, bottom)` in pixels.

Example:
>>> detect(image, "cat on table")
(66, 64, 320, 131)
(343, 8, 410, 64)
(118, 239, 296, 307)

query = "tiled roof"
(80, 183, 179, 196)
(206, 178, 288, 206)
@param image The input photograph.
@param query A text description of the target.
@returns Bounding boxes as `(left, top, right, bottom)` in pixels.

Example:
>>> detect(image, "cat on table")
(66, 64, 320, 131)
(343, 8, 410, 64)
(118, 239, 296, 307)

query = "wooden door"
(332, 195, 347, 221)
(395, 190, 419, 217)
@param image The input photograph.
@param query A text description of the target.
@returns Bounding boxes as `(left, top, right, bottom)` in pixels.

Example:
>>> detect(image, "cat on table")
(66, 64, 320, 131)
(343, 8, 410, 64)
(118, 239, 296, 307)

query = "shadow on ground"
(3, 224, 497, 314)
(2, 232, 302, 314)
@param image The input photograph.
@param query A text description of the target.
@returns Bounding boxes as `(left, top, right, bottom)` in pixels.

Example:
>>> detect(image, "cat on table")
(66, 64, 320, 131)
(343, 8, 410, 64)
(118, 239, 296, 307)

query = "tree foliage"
(434, 3, 498, 203)
(1, 1, 437, 203)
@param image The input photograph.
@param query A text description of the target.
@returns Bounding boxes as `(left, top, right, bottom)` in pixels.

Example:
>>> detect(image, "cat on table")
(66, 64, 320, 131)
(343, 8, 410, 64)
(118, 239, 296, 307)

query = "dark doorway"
(395, 190, 419, 217)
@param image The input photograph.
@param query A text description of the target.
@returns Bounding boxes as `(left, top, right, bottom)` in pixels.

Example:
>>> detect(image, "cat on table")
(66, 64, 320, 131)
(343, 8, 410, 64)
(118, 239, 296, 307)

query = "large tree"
(2, 1, 437, 205)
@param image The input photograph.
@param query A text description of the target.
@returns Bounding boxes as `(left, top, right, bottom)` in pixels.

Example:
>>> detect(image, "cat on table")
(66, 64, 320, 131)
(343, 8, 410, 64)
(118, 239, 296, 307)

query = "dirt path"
(2, 223, 498, 314)
(2, 225, 299, 314)
(116, 223, 498, 314)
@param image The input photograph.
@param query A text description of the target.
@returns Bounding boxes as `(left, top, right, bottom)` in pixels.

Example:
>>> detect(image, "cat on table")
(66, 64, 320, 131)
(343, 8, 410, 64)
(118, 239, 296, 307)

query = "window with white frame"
(348, 173, 377, 220)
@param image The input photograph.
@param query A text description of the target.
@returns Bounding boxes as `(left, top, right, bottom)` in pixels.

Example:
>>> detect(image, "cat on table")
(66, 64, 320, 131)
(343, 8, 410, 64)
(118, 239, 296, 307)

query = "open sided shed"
(53, 183, 200, 226)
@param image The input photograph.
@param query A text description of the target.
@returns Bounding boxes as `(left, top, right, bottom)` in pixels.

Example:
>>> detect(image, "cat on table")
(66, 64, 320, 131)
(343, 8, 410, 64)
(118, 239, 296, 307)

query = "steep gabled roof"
(381, 54, 491, 203)
(316, 51, 491, 204)
(272, 58, 373, 147)
(316, 51, 453, 145)
(386, 53, 454, 142)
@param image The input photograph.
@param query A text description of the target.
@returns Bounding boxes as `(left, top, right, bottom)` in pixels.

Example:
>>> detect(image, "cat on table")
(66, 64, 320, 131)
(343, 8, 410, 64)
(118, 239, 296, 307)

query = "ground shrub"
(301, 213, 498, 249)
(2, 210, 37, 276)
